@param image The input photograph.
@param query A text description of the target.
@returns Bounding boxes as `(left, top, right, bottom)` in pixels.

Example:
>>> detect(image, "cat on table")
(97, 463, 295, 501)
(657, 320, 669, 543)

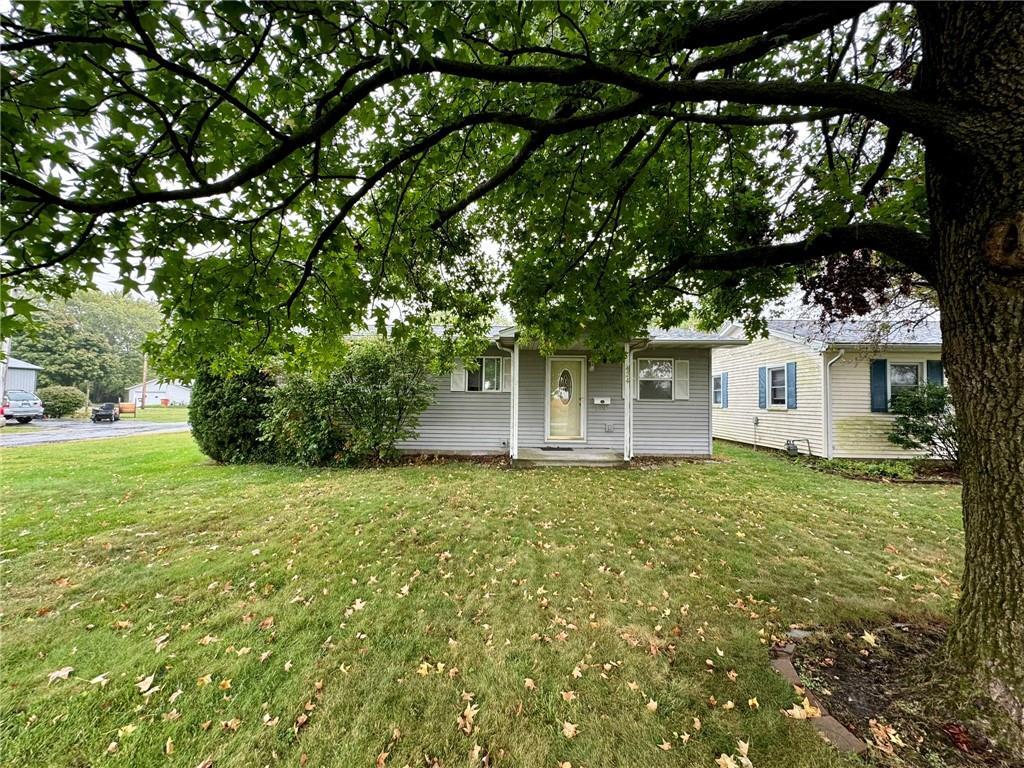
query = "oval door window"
(557, 369, 573, 404)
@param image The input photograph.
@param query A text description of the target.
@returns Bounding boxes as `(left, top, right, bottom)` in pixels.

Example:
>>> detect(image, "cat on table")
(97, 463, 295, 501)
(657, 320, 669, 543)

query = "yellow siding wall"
(711, 336, 826, 455)
(830, 350, 943, 458)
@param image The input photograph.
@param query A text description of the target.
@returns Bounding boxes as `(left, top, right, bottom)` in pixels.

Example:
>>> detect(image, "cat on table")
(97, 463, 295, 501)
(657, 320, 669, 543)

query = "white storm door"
(547, 358, 585, 440)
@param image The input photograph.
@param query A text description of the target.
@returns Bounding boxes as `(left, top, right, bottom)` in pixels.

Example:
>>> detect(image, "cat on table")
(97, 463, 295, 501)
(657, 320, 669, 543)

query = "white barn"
(126, 379, 192, 407)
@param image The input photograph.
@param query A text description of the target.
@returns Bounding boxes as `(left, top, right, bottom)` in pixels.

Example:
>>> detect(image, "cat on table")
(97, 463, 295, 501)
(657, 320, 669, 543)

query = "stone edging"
(770, 629, 869, 756)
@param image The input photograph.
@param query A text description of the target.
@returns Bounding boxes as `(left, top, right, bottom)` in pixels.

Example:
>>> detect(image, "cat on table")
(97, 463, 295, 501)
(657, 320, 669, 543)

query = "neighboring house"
(393, 326, 747, 464)
(2, 356, 42, 393)
(711, 319, 944, 459)
(126, 379, 193, 407)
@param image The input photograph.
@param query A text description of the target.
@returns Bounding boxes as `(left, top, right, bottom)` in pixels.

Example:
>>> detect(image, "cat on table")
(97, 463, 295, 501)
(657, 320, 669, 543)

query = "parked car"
(2, 389, 44, 423)
(90, 403, 121, 423)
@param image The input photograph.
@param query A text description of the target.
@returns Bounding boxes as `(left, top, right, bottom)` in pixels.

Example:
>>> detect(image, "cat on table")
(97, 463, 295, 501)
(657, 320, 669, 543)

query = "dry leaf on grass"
(48, 667, 74, 684)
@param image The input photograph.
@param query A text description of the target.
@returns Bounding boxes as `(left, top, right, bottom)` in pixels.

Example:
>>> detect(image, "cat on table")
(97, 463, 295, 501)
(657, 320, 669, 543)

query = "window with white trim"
(889, 362, 922, 397)
(637, 358, 673, 400)
(712, 374, 723, 405)
(768, 365, 787, 406)
(467, 356, 503, 392)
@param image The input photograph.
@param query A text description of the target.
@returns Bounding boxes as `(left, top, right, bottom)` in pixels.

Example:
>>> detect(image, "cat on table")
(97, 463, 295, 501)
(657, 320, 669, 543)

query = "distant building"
(2, 356, 43, 393)
(126, 379, 192, 407)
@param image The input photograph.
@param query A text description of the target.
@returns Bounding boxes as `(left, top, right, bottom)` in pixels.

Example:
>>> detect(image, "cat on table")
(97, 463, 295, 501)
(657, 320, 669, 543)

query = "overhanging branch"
(647, 222, 933, 285)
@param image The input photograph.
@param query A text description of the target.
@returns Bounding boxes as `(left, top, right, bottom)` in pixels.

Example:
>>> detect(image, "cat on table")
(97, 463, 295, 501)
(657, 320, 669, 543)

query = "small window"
(768, 365, 786, 406)
(890, 362, 922, 396)
(467, 357, 502, 392)
(637, 358, 673, 400)
(712, 375, 723, 405)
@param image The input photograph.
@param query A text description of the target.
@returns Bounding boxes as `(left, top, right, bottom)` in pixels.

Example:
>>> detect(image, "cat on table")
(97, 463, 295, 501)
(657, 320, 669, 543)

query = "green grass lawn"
(125, 406, 190, 423)
(0, 435, 963, 767)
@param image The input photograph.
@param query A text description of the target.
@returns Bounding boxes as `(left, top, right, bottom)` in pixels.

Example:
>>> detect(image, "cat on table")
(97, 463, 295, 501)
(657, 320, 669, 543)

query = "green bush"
(261, 336, 437, 466)
(888, 383, 958, 466)
(330, 336, 436, 464)
(816, 457, 916, 480)
(36, 385, 88, 417)
(189, 367, 275, 464)
(262, 376, 348, 467)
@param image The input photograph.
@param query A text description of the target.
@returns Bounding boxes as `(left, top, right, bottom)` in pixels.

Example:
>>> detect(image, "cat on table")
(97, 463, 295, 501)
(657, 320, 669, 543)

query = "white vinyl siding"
(711, 336, 826, 455)
(632, 348, 711, 456)
(517, 348, 624, 450)
(830, 351, 943, 459)
(402, 344, 511, 454)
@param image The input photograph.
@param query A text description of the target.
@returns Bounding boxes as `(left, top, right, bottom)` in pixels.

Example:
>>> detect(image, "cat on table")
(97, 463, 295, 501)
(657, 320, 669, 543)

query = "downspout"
(823, 349, 845, 459)
(495, 338, 517, 459)
(625, 339, 651, 460)
(623, 343, 631, 460)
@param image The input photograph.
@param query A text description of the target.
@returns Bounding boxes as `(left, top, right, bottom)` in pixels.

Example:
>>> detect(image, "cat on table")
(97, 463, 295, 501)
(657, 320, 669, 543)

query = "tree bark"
(918, 3, 1024, 738)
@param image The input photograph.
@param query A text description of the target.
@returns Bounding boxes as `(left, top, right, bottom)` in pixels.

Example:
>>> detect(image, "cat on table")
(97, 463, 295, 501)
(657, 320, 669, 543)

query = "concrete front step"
(512, 448, 629, 468)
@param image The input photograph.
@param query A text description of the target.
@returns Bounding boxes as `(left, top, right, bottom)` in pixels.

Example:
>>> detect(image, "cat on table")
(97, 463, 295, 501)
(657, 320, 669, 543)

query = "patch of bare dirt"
(793, 623, 1022, 767)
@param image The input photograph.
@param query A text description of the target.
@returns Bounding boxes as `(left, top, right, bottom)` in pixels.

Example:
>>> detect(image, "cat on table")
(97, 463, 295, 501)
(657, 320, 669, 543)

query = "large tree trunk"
(918, 3, 1024, 738)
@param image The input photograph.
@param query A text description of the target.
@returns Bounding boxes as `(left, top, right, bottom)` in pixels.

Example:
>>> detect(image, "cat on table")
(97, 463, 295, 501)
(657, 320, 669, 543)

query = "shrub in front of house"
(190, 367, 276, 464)
(36, 385, 87, 418)
(888, 383, 959, 467)
(261, 336, 437, 466)
(328, 336, 436, 464)
(261, 375, 348, 467)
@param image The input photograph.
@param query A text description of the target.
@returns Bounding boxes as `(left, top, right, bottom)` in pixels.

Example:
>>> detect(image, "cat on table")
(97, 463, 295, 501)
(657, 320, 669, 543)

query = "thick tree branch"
(646, 223, 933, 286)
(660, 1, 877, 51)
(686, 5, 874, 76)
(4, 47, 957, 218)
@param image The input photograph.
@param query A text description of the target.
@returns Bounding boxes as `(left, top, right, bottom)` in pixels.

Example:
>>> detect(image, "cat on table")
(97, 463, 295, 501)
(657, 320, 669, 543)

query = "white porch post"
(511, 341, 520, 459)
(623, 343, 632, 460)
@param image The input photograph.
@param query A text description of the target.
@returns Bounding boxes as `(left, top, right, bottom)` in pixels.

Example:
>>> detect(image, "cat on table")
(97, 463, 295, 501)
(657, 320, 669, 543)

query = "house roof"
(5, 356, 42, 370)
(766, 319, 942, 348)
(351, 324, 744, 347)
(645, 327, 746, 345)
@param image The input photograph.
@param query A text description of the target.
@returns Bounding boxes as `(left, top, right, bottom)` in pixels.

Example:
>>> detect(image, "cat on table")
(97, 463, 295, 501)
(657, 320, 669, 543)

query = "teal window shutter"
(786, 361, 797, 409)
(927, 360, 944, 385)
(722, 372, 729, 408)
(870, 359, 888, 412)
(757, 367, 766, 409)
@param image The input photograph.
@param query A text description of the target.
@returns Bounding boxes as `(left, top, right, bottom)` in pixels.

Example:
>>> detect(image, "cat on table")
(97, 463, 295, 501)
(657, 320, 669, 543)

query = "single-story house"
(126, 379, 193, 407)
(2, 356, 42, 393)
(393, 326, 747, 465)
(711, 319, 944, 459)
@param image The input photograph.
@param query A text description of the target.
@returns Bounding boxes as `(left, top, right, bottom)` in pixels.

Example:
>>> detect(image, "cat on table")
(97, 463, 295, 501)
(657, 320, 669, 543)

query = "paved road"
(0, 419, 190, 447)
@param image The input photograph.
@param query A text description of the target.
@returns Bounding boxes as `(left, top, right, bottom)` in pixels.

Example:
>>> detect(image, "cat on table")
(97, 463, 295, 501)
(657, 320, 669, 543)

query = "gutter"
(823, 349, 845, 459)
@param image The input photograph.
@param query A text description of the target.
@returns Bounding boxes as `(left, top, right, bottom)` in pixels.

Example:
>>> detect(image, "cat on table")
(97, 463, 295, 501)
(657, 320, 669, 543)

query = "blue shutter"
(721, 372, 729, 409)
(757, 367, 766, 409)
(870, 359, 888, 412)
(927, 360, 944, 385)
(786, 362, 797, 409)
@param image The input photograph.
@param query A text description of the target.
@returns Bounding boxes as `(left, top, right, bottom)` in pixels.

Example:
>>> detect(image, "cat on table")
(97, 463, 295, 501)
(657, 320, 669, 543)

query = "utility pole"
(140, 353, 148, 410)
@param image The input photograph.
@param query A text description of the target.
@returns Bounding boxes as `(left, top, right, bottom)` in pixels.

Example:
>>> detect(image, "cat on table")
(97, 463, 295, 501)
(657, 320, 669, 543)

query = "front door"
(547, 358, 584, 440)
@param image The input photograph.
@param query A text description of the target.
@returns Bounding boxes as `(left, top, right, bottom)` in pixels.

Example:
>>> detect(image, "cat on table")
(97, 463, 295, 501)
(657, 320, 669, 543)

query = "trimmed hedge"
(37, 385, 87, 417)
(189, 368, 276, 464)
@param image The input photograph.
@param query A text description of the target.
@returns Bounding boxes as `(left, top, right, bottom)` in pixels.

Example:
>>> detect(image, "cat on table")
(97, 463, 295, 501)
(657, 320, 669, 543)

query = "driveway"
(0, 418, 190, 448)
